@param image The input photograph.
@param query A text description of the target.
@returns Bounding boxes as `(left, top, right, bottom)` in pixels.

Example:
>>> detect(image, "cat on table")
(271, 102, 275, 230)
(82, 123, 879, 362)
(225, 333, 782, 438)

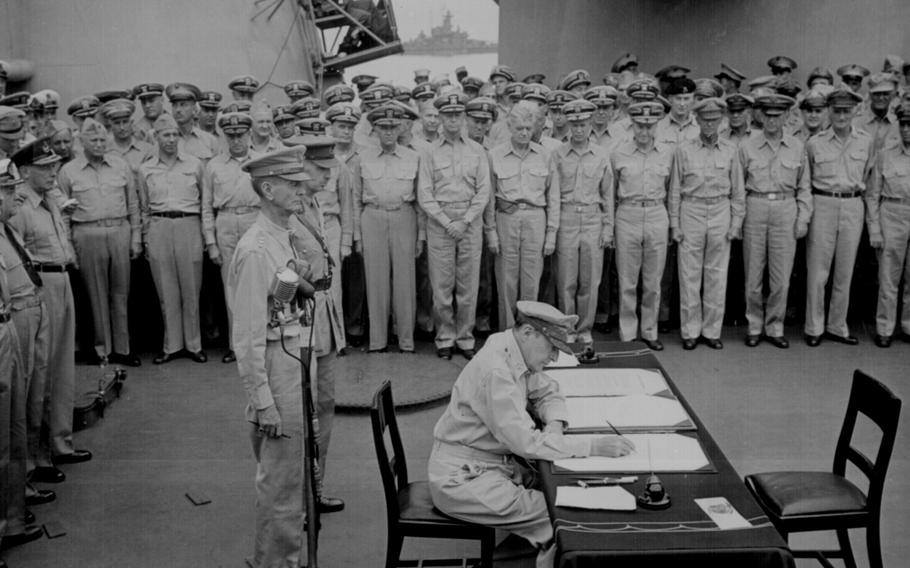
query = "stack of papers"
(549, 368, 670, 397)
(556, 485, 636, 511)
(565, 395, 694, 432)
(554, 433, 711, 473)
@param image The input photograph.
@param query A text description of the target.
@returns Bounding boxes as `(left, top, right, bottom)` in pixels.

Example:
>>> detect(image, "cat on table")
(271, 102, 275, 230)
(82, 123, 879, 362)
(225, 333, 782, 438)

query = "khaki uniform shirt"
(739, 132, 813, 233)
(854, 111, 900, 155)
(668, 136, 746, 232)
(352, 143, 425, 242)
(417, 132, 492, 228)
(137, 152, 205, 239)
(720, 126, 755, 148)
(0, 222, 39, 303)
(805, 128, 874, 193)
(555, 141, 614, 240)
(201, 152, 259, 247)
(656, 113, 700, 147)
(109, 137, 153, 173)
(611, 140, 674, 202)
(865, 142, 910, 241)
(8, 184, 76, 266)
(177, 126, 219, 162)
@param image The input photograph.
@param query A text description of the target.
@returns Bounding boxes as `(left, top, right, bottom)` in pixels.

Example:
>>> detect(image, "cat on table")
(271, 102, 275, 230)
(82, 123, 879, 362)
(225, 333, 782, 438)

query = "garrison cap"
(715, 63, 747, 83)
(393, 85, 412, 103)
(165, 82, 200, 103)
(198, 91, 223, 109)
(32, 89, 60, 111)
(43, 119, 71, 139)
(390, 100, 419, 121)
(515, 300, 578, 355)
(626, 80, 661, 101)
(754, 93, 796, 115)
(798, 86, 833, 110)
(522, 73, 546, 85)
(807, 66, 835, 87)
(465, 97, 497, 120)
(100, 98, 136, 120)
(250, 103, 273, 122)
(562, 99, 596, 122)
(460, 76, 485, 93)
(284, 80, 315, 99)
(434, 92, 468, 113)
(242, 145, 309, 181)
(0, 92, 30, 109)
(654, 65, 690, 81)
(611, 52, 638, 74)
(546, 90, 577, 110)
(489, 64, 516, 82)
(290, 96, 322, 119)
(295, 117, 330, 135)
(132, 83, 165, 99)
(272, 105, 296, 123)
(868, 72, 898, 93)
(228, 74, 260, 93)
(665, 77, 696, 96)
(0, 159, 23, 188)
(627, 101, 665, 124)
(504, 82, 526, 101)
(413, 68, 430, 83)
(411, 83, 436, 101)
(153, 113, 179, 132)
(351, 74, 378, 92)
(66, 95, 101, 118)
(11, 136, 60, 167)
(692, 97, 727, 118)
(79, 117, 107, 137)
(560, 69, 591, 91)
(360, 84, 393, 105)
(222, 100, 253, 114)
(323, 83, 356, 106)
(694, 78, 725, 99)
(521, 83, 551, 104)
(767, 55, 798, 72)
(325, 102, 361, 124)
(217, 112, 253, 134)
(582, 86, 618, 106)
(894, 103, 910, 123)
(837, 64, 870, 80)
(826, 85, 863, 108)
(774, 78, 802, 98)
(95, 90, 133, 104)
(367, 103, 404, 126)
(724, 93, 754, 111)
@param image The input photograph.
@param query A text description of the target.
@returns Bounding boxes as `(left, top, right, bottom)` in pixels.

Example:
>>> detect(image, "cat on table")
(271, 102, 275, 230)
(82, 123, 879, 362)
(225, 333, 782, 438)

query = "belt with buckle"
(218, 206, 259, 215)
(0, 312, 10, 323)
(496, 198, 544, 213)
(151, 211, 200, 219)
(73, 217, 126, 228)
(619, 198, 664, 207)
(748, 191, 795, 200)
(682, 194, 729, 204)
(34, 263, 68, 273)
(812, 189, 862, 199)
(882, 196, 910, 205)
(365, 202, 408, 211)
(560, 202, 600, 213)
(311, 276, 332, 292)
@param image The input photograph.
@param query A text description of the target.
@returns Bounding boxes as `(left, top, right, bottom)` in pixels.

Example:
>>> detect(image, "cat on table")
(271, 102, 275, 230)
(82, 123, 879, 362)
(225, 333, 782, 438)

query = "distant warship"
(403, 10, 497, 55)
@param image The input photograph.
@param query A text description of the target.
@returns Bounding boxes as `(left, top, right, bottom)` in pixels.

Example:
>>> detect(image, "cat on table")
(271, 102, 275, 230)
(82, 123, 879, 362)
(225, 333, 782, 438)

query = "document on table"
(545, 350, 579, 368)
(564, 394, 695, 432)
(548, 368, 670, 397)
(553, 433, 712, 473)
(695, 497, 752, 529)
(556, 485, 636, 511)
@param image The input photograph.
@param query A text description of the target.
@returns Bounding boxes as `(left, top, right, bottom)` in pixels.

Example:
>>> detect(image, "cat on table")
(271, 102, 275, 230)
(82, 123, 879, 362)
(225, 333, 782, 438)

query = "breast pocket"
(778, 157, 800, 187)
(433, 155, 453, 182)
(582, 160, 604, 181)
(527, 166, 549, 192)
(180, 170, 200, 198)
(814, 153, 839, 178)
(496, 163, 521, 192)
(360, 161, 384, 181)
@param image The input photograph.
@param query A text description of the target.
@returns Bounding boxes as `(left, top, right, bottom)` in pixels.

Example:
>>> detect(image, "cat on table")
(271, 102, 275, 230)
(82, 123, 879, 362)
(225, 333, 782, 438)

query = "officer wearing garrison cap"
(855, 73, 900, 154)
(166, 83, 219, 162)
(102, 98, 153, 171)
(669, 97, 746, 350)
(428, 300, 635, 568)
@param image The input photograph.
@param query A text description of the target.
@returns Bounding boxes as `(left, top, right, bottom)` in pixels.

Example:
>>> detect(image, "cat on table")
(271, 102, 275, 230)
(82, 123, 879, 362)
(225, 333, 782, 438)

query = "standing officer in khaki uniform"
(669, 98, 746, 350)
(485, 101, 560, 329)
(738, 94, 812, 348)
(418, 93, 491, 360)
(803, 87, 873, 346)
(612, 102, 674, 349)
(103, 99, 152, 172)
(137, 114, 207, 364)
(57, 119, 142, 366)
(865, 103, 910, 347)
(167, 83, 219, 163)
(552, 99, 613, 347)
(353, 103, 424, 353)
(132, 83, 166, 144)
(202, 113, 259, 363)
(546, 90, 576, 143)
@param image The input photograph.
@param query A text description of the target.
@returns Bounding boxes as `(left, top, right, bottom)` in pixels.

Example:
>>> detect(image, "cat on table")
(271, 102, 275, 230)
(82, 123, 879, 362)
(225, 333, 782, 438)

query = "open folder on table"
(548, 368, 671, 397)
(564, 394, 695, 432)
(556, 485, 637, 511)
(554, 433, 712, 473)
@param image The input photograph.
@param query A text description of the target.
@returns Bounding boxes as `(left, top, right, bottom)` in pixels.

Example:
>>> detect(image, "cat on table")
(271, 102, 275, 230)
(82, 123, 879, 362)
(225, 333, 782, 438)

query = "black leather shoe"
(641, 338, 663, 351)
(25, 509, 35, 524)
(54, 449, 92, 464)
(459, 347, 476, 360)
(317, 496, 345, 513)
(398, 347, 415, 354)
(189, 350, 207, 363)
(437, 347, 452, 360)
(0, 525, 43, 550)
(681, 338, 697, 350)
(874, 334, 892, 348)
(31, 466, 65, 483)
(702, 337, 723, 350)
(804, 334, 822, 347)
(222, 350, 236, 363)
(368, 347, 388, 354)
(744, 334, 761, 347)
(110, 352, 141, 367)
(153, 351, 179, 364)
(25, 489, 56, 506)
(765, 335, 789, 349)
(823, 331, 859, 345)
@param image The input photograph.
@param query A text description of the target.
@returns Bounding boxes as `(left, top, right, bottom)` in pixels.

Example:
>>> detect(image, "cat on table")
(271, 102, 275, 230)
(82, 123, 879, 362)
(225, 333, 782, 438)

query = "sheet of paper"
(695, 497, 752, 529)
(556, 485, 636, 511)
(548, 368, 669, 397)
(565, 394, 693, 431)
(545, 350, 579, 368)
(554, 433, 711, 472)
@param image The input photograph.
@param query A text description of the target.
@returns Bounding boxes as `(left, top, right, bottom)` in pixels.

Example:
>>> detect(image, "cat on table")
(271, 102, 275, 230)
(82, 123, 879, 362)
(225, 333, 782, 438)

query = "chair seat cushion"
(400, 480, 464, 524)
(746, 471, 868, 517)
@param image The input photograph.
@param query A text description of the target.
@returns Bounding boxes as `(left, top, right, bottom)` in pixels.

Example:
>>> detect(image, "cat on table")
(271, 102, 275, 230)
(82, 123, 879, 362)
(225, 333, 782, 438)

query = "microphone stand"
(300, 301, 320, 568)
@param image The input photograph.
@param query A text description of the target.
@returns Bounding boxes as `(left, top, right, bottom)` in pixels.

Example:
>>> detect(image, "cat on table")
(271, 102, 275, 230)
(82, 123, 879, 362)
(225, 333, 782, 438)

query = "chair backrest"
(371, 380, 408, 524)
(833, 370, 902, 513)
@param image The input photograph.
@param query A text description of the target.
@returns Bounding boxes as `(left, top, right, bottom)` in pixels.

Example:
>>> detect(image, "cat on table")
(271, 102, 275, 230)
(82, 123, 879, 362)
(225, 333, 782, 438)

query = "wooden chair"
(745, 370, 901, 568)
(371, 380, 495, 568)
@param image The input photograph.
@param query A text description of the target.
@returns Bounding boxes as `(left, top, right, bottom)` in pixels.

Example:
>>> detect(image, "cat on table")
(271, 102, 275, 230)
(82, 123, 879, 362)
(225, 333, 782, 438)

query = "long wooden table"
(540, 342, 794, 567)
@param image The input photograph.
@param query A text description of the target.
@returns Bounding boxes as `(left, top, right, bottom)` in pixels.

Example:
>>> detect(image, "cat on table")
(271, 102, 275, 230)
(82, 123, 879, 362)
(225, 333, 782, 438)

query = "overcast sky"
(390, 0, 499, 42)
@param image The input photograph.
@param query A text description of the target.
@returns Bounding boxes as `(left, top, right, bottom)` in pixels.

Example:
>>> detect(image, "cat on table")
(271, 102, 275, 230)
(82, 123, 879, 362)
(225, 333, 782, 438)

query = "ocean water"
(344, 52, 499, 88)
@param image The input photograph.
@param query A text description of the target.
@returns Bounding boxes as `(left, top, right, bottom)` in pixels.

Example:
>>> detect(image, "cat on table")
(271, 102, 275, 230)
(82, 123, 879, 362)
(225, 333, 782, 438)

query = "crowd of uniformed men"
(2, 49, 910, 562)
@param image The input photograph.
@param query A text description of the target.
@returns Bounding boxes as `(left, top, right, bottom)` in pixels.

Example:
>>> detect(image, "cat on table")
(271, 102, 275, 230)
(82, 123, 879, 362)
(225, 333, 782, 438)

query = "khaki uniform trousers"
(495, 207, 546, 329)
(248, 340, 305, 568)
(678, 199, 732, 340)
(215, 210, 258, 347)
(426, 203, 482, 350)
(361, 205, 417, 351)
(35, 273, 76, 464)
(555, 204, 603, 343)
(309, 350, 336, 487)
(0, 320, 24, 540)
(428, 441, 555, 568)
(743, 196, 798, 337)
(875, 200, 910, 336)
(147, 216, 203, 355)
(615, 203, 668, 342)
(322, 215, 346, 349)
(72, 221, 131, 357)
(804, 196, 864, 337)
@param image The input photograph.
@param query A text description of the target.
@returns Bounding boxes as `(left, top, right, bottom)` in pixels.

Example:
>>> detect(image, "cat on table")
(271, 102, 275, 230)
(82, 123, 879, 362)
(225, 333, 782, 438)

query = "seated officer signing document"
(428, 301, 634, 568)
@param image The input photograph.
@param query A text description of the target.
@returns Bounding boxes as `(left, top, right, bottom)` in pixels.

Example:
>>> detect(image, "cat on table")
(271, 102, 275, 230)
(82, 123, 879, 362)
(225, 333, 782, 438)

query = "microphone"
(270, 267, 300, 304)
(286, 260, 316, 299)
